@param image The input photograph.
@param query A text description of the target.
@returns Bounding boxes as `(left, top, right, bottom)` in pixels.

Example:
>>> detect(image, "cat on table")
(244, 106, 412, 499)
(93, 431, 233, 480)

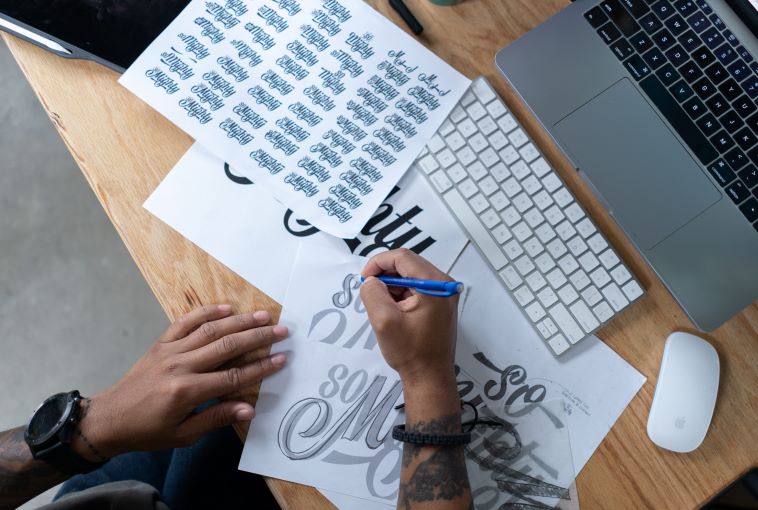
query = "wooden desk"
(3, 1, 756, 508)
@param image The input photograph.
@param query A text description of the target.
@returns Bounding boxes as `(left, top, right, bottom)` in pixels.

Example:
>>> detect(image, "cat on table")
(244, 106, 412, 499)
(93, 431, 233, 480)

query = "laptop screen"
(0, 0, 189, 70)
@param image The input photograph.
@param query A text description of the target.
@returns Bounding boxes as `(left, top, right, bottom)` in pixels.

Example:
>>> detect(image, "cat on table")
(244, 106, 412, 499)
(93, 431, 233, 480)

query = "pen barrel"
(389, 0, 424, 35)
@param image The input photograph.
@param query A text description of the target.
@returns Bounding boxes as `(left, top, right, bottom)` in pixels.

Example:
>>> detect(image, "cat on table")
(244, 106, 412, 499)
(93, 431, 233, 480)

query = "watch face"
(27, 394, 68, 444)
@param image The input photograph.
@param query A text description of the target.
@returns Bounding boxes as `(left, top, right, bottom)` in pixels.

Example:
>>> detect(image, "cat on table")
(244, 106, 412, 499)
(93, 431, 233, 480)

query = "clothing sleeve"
(37, 480, 170, 510)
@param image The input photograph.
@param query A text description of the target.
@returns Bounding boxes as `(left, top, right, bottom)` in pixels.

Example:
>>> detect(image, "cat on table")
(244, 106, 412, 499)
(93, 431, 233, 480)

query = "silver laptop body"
(496, 0, 758, 331)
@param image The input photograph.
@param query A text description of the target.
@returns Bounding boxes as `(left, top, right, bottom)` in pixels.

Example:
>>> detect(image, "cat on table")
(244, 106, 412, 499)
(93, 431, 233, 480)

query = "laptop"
(496, 0, 758, 331)
(0, 1, 189, 72)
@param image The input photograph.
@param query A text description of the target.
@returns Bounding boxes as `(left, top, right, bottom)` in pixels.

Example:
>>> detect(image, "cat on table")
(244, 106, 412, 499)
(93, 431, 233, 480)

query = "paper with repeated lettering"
(240, 242, 641, 507)
(451, 245, 646, 473)
(121, 0, 470, 237)
(143, 143, 468, 302)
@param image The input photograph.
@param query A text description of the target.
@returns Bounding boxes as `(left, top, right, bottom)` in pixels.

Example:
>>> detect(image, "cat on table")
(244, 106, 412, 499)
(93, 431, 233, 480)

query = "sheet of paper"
(451, 245, 646, 472)
(143, 143, 468, 302)
(240, 245, 574, 508)
(239, 245, 404, 504)
(121, 0, 470, 237)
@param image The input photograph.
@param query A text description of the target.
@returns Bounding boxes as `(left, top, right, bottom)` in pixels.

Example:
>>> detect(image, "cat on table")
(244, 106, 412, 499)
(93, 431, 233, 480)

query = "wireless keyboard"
(415, 77, 644, 355)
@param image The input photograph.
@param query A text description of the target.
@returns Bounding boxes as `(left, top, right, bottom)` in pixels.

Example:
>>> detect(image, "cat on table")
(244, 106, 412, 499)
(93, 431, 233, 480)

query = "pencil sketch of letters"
(277, 363, 404, 499)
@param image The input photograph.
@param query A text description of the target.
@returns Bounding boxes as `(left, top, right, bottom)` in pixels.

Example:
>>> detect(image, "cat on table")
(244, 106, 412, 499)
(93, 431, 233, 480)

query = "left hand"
(71, 305, 288, 461)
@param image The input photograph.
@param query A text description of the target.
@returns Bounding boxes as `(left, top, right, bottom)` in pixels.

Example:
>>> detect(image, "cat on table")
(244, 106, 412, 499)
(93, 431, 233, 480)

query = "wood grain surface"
(3, 0, 756, 508)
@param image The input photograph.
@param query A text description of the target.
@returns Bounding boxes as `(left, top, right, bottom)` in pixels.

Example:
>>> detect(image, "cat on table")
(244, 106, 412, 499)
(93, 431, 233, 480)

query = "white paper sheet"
(451, 245, 646, 473)
(121, 0, 470, 237)
(144, 144, 467, 302)
(241, 242, 644, 507)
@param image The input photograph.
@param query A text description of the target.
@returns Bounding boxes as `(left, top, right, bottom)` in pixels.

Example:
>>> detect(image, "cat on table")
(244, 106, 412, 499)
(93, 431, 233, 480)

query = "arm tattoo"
(0, 427, 68, 510)
(398, 413, 473, 510)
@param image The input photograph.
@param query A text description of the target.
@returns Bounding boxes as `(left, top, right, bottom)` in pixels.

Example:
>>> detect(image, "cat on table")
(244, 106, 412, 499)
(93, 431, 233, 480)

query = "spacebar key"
(639, 75, 718, 165)
(443, 188, 508, 270)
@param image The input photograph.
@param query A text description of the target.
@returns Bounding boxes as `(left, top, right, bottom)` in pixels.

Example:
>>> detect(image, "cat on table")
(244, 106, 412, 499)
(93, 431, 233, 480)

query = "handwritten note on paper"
(143, 143, 468, 302)
(121, 0, 470, 237)
(451, 245, 646, 473)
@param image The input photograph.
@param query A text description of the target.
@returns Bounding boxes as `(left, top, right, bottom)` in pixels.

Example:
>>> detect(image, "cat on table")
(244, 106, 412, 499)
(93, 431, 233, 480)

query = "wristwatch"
(24, 391, 104, 474)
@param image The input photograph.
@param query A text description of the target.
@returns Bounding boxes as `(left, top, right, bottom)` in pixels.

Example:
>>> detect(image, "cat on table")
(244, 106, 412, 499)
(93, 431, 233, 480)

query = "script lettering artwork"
(223, 162, 437, 257)
(121, 0, 470, 237)
(278, 363, 403, 499)
(456, 368, 573, 510)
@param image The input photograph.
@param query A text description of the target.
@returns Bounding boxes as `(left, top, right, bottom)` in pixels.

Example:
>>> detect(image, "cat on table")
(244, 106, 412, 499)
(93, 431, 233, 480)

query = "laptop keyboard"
(416, 77, 643, 356)
(585, 0, 758, 233)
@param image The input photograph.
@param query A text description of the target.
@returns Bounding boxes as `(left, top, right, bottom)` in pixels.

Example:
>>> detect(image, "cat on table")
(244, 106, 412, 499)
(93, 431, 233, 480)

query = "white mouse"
(647, 331, 720, 453)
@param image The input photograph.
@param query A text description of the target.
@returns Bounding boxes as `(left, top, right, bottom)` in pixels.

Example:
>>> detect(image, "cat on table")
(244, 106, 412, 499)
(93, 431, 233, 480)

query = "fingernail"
(235, 406, 254, 421)
(271, 353, 287, 366)
(253, 310, 269, 321)
(273, 325, 288, 337)
(218, 304, 232, 313)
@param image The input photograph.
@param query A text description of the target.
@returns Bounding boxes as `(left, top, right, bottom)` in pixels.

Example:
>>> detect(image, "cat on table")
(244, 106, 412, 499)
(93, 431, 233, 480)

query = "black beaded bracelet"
(391, 424, 472, 446)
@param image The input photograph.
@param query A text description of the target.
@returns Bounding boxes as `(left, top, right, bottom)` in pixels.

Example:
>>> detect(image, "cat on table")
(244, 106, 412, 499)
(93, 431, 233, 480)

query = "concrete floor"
(0, 43, 168, 507)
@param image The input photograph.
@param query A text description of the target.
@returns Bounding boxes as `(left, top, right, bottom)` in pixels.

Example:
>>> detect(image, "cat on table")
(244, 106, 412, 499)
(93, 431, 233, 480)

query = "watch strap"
(34, 441, 106, 475)
(392, 424, 471, 446)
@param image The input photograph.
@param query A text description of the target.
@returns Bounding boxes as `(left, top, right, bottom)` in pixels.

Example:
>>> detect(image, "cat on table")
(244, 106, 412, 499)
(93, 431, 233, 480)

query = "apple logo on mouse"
(674, 417, 686, 430)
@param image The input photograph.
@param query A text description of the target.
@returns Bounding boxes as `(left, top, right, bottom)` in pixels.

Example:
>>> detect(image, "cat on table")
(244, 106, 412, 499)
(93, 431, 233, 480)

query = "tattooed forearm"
(398, 413, 473, 510)
(0, 427, 68, 510)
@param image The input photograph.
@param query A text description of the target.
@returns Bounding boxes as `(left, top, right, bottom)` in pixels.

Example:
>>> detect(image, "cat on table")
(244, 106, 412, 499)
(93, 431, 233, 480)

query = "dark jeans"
(55, 422, 280, 510)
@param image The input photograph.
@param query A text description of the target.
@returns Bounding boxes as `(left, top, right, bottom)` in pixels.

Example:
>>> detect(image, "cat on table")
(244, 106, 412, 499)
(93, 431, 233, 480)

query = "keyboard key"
(558, 284, 580, 305)
(704, 62, 728, 84)
(443, 188, 508, 270)
(665, 44, 688, 67)
(736, 45, 753, 63)
(547, 334, 571, 355)
(542, 173, 563, 193)
(569, 269, 591, 290)
(725, 147, 749, 170)
(578, 251, 601, 272)
(570, 301, 601, 333)
(611, 264, 633, 284)
(526, 271, 548, 294)
(709, 13, 725, 31)
(670, 80, 694, 101)
(695, 0, 712, 15)
(576, 218, 597, 238)
(622, 280, 644, 301)
(611, 39, 635, 60)
(448, 163, 467, 183)
(639, 12, 663, 34)
(657, 63, 681, 87)
(710, 129, 734, 152)
(621, 0, 650, 16)
(565, 202, 586, 223)
(665, 14, 688, 36)
(593, 301, 615, 322)
(643, 47, 667, 69)
(599, 249, 621, 269)
(725, 180, 751, 203)
(709, 158, 738, 186)
(514, 285, 535, 306)
(739, 164, 758, 188)
(683, 95, 706, 118)
(700, 27, 724, 49)
(504, 238, 524, 259)
(445, 131, 466, 151)
(525, 301, 547, 322)
(588, 233, 609, 254)
(585, 6, 609, 28)
(734, 127, 758, 151)
(429, 170, 453, 192)
(515, 254, 536, 275)
(727, 60, 750, 82)
(640, 74, 719, 164)
(630, 31, 654, 53)
(601, 0, 641, 36)
(746, 112, 758, 135)
(692, 77, 716, 100)
(677, 61, 702, 84)
(523, 234, 545, 256)
(567, 236, 589, 256)
(492, 223, 513, 244)
(696, 112, 721, 136)
(497, 114, 518, 133)
(499, 265, 522, 289)
(558, 253, 580, 274)
(537, 287, 559, 308)
(535, 223, 557, 244)
(652, 28, 677, 51)
(582, 285, 603, 306)
(705, 93, 729, 117)
(602, 283, 630, 311)
(531, 158, 552, 178)
(480, 208, 501, 229)
(546, 267, 569, 289)
(692, 45, 716, 68)
(740, 197, 758, 222)
(549, 303, 585, 344)
(418, 155, 439, 174)
(459, 178, 478, 198)
(470, 193, 489, 213)
(734, 95, 757, 118)
(721, 111, 744, 134)
(714, 43, 738, 66)
(718, 77, 742, 101)
(651, 0, 675, 20)
(742, 76, 758, 99)
(678, 30, 701, 52)
(723, 29, 739, 47)
(590, 266, 612, 287)
(535, 252, 556, 272)
(686, 10, 710, 33)
(673, 0, 697, 17)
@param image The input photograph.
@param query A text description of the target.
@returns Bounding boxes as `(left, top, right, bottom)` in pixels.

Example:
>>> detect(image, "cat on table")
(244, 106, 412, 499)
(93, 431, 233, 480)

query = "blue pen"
(360, 276, 464, 297)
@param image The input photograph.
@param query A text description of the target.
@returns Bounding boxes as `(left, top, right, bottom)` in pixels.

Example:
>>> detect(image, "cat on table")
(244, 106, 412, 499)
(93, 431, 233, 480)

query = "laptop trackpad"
(553, 79, 720, 250)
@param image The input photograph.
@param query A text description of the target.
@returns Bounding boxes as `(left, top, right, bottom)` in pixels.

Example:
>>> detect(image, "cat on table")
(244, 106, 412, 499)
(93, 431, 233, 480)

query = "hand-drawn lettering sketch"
(122, 0, 471, 237)
(143, 143, 468, 302)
